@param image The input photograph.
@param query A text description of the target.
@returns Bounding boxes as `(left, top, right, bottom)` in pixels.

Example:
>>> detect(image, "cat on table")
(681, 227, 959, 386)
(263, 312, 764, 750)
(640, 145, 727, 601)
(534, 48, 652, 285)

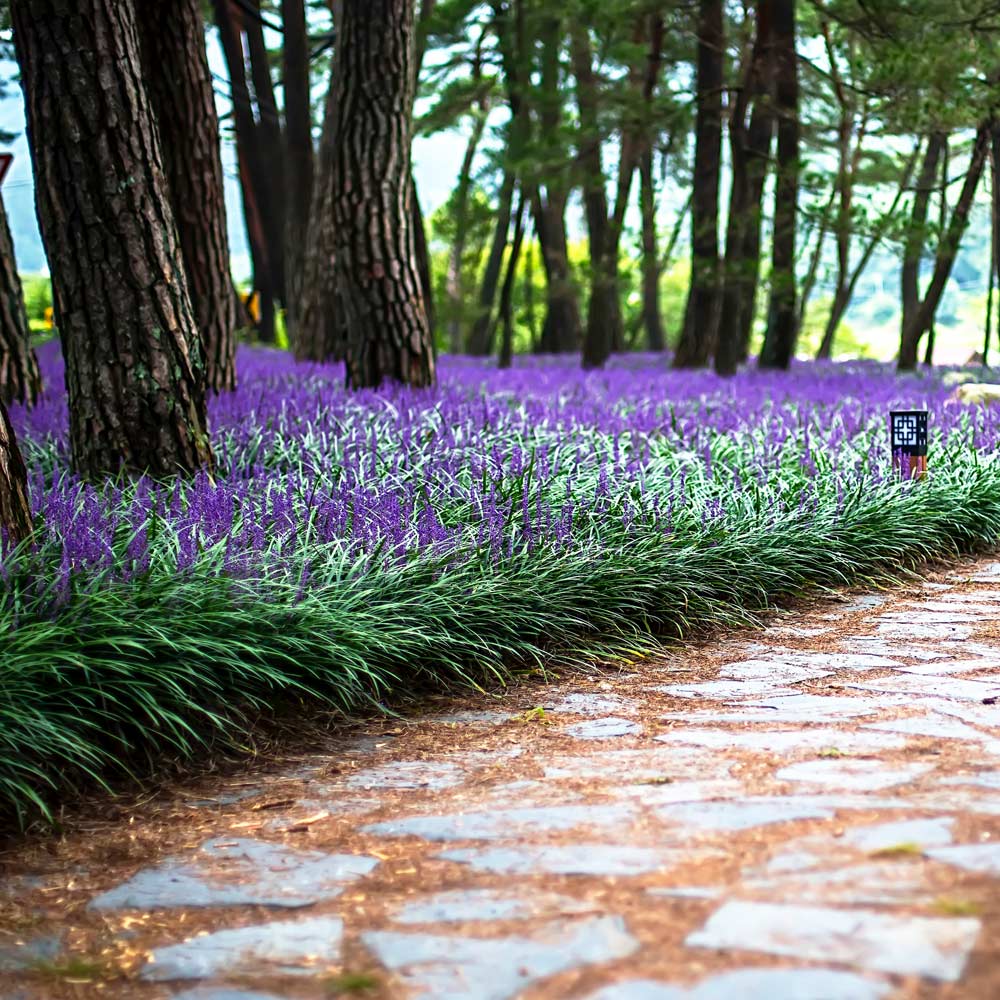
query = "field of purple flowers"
(3, 341, 1000, 823)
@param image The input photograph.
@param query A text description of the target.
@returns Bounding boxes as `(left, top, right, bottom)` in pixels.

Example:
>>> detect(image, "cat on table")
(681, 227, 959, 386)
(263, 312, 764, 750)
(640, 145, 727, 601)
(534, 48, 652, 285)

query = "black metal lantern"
(890, 410, 928, 480)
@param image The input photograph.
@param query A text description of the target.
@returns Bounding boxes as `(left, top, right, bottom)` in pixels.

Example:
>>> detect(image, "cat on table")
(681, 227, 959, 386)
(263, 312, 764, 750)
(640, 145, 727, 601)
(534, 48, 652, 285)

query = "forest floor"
(3, 556, 1000, 999)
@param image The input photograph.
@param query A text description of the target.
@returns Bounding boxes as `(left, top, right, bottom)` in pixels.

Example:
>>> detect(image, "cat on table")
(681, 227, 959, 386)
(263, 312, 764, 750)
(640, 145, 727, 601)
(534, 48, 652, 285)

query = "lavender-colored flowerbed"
(2, 341, 999, 823)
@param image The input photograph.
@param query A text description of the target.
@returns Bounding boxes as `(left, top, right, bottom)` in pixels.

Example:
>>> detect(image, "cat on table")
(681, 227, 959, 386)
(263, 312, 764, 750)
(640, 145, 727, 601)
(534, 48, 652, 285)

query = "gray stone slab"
(362, 916, 638, 1000)
(838, 594, 893, 612)
(934, 589, 1000, 603)
(186, 787, 264, 808)
(863, 714, 991, 742)
(686, 900, 979, 981)
(552, 693, 633, 716)
(438, 845, 690, 877)
(89, 839, 377, 910)
(647, 886, 723, 900)
(843, 817, 954, 851)
(875, 622, 973, 640)
(879, 610, 981, 624)
(564, 717, 641, 739)
(171, 991, 287, 1000)
(345, 760, 468, 791)
(587, 968, 891, 1000)
(393, 889, 592, 924)
(662, 694, 904, 726)
(653, 681, 799, 701)
(940, 772, 1000, 790)
(611, 779, 745, 806)
(716, 660, 834, 684)
(743, 861, 933, 906)
(427, 710, 511, 725)
(894, 659, 1000, 676)
(917, 699, 1000, 730)
(652, 796, 835, 831)
(141, 916, 343, 981)
(656, 728, 907, 754)
(850, 675, 999, 702)
(543, 749, 730, 783)
(775, 758, 932, 791)
(841, 639, 947, 660)
(904, 601, 1000, 614)
(926, 843, 1000, 875)
(364, 802, 637, 842)
(0, 934, 62, 973)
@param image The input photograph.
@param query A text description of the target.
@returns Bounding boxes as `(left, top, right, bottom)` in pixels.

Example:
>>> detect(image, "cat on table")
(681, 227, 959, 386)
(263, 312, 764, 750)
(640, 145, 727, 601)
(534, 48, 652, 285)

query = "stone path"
(3, 558, 1000, 998)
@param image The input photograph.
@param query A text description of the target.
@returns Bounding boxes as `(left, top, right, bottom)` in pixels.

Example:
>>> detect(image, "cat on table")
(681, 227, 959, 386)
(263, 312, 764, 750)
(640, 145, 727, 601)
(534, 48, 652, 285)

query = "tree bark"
(12, 0, 214, 479)
(675, 0, 723, 368)
(639, 146, 665, 351)
(0, 192, 41, 408)
(715, 3, 773, 375)
(899, 123, 990, 370)
(295, 0, 344, 363)
(758, 0, 799, 370)
(446, 97, 489, 353)
(571, 25, 623, 369)
(244, 0, 287, 305)
(988, 124, 1000, 364)
(900, 131, 945, 344)
(281, 0, 314, 341)
(498, 192, 527, 369)
(469, 169, 515, 355)
(411, 177, 435, 335)
(136, 0, 239, 393)
(334, 0, 435, 388)
(213, 0, 276, 341)
(0, 398, 31, 546)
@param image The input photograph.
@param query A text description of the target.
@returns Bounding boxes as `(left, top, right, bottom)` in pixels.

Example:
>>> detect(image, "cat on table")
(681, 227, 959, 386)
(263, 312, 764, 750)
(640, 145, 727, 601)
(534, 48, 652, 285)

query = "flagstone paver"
(5, 555, 1000, 997)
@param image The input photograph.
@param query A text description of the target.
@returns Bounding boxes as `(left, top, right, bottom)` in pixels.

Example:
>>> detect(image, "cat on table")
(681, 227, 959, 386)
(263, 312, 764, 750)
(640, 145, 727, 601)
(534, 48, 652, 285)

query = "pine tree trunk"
(639, 147, 665, 351)
(12, 0, 214, 479)
(469, 169, 515, 355)
(716, 3, 773, 375)
(295, 11, 344, 364)
(758, 0, 799, 370)
(446, 103, 489, 353)
(901, 132, 945, 342)
(411, 176, 436, 334)
(245, 0, 287, 305)
(899, 122, 989, 370)
(571, 25, 623, 370)
(0, 397, 31, 545)
(674, 0, 723, 369)
(0, 192, 41, 407)
(532, 189, 581, 354)
(497, 193, 527, 369)
(213, 0, 276, 342)
(282, 0, 314, 341)
(136, 0, 238, 393)
(334, 0, 435, 388)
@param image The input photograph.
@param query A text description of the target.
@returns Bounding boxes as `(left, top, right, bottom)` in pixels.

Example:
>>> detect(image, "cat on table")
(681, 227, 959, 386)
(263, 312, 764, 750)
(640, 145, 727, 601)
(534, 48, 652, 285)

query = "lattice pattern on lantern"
(889, 410, 928, 480)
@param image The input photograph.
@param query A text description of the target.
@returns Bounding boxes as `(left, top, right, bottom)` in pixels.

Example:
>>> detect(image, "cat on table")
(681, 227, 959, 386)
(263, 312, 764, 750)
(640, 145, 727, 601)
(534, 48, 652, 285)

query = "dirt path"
(3, 557, 1000, 999)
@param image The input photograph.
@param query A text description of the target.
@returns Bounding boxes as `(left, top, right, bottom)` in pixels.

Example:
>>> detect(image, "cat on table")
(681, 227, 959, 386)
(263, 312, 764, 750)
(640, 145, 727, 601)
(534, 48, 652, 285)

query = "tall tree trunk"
(334, 0, 435, 388)
(716, 3, 773, 375)
(214, 0, 276, 341)
(571, 26, 622, 369)
(244, 0, 287, 305)
(988, 124, 1000, 364)
(446, 100, 489, 353)
(295, 1, 345, 363)
(639, 146, 665, 351)
(817, 140, 920, 359)
(674, 0, 723, 368)
(0, 193, 41, 407)
(901, 131, 945, 343)
(12, 0, 213, 478)
(899, 123, 990, 371)
(758, 0, 799, 370)
(411, 178, 435, 335)
(0, 398, 31, 546)
(532, 188, 581, 353)
(469, 169, 515, 355)
(498, 192, 527, 369)
(137, 0, 239, 393)
(282, 0, 314, 341)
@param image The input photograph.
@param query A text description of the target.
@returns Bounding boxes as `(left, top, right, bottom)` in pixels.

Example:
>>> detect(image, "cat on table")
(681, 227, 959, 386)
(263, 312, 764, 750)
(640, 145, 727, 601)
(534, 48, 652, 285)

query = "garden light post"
(890, 410, 928, 480)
